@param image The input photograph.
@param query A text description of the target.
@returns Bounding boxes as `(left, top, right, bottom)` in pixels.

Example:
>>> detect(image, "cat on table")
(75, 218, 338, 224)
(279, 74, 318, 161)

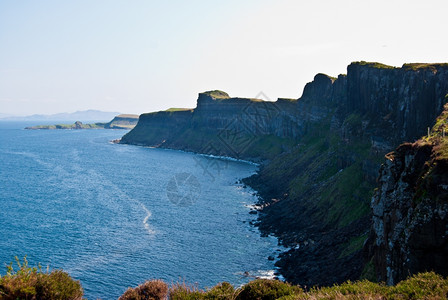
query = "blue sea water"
(0, 122, 281, 299)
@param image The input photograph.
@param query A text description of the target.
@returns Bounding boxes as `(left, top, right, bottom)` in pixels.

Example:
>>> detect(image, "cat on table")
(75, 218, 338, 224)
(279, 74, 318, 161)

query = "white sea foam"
(255, 270, 276, 279)
(235, 269, 282, 281)
(140, 146, 260, 166)
(141, 203, 155, 235)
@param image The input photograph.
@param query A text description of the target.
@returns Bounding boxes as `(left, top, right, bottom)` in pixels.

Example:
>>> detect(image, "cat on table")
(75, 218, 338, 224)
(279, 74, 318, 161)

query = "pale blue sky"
(1, 0, 448, 116)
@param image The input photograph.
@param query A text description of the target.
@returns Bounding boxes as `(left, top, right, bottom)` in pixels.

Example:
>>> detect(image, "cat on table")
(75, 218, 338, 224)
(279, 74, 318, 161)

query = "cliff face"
(370, 106, 448, 285)
(123, 63, 448, 158)
(120, 62, 448, 286)
(121, 91, 303, 160)
(345, 63, 448, 149)
(121, 110, 193, 146)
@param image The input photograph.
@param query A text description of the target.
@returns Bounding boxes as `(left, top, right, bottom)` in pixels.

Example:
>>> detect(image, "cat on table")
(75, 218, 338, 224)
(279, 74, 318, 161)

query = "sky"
(1, 0, 448, 116)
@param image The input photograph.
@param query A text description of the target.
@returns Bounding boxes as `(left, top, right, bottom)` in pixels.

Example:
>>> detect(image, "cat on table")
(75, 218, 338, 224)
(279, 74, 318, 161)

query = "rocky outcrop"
(370, 107, 448, 285)
(120, 62, 448, 286)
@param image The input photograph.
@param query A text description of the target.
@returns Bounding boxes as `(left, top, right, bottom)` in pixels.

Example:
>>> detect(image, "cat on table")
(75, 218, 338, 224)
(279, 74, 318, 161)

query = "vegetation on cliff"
(165, 108, 194, 112)
(243, 110, 382, 286)
(353, 61, 396, 69)
(2, 258, 447, 300)
(0, 257, 83, 300)
(402, 63, 448, 71)
(413, 103, 448, 204)
(201, 90, 230, 99)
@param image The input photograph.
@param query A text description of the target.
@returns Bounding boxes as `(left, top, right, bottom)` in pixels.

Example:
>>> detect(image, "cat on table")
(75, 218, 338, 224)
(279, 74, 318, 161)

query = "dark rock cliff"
(344, 63, 448, 148)
(120, 62, 448, 286)
(369, 105, 448, 285)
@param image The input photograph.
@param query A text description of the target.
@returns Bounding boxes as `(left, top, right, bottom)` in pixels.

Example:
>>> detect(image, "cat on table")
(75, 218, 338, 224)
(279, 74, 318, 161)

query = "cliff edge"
(370, 104, 448, 285)
(120, 62, 448, 286)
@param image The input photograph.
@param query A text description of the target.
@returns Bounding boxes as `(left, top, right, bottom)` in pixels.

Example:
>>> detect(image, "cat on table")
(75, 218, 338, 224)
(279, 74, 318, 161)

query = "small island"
(25, 114, 139, 130)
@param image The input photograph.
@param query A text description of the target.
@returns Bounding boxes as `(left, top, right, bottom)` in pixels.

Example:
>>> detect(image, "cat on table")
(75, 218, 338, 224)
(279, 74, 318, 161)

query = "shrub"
(0, 256, 83, 300)
(388, 271, 448, 299)
(235, 279, 303, 300)
(169, 282, 205, 300)
(309, 280, 387, 299)
(204, 282, 235, 299)
(294, 272, 448, 299)
(119, 279, 168, 300)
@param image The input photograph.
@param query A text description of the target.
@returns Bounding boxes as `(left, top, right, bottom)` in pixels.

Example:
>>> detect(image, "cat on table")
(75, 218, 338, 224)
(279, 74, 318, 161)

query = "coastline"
(114, 140, 289, 280)
(116, 139, 262, 166)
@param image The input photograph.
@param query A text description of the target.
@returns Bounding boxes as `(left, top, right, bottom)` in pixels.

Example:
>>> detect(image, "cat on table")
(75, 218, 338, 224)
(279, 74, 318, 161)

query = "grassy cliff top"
(352, 61, 448, 71)
(164, 108, 193, 112)
(200, 90, 270, 103)
(115, 114, 139, 119)
(403, 63, 448, 71)
(201, 90, 230, 99)
(352, 61, 396, 69)
(277, 98, 297, 102)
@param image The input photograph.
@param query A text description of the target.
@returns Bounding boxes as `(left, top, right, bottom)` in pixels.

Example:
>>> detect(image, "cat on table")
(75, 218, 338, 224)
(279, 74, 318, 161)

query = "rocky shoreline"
(243, 174, 372, 286)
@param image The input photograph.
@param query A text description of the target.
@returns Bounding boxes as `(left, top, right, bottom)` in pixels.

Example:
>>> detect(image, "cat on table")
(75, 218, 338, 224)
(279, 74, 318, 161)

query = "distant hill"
(0, 110, 121, 122)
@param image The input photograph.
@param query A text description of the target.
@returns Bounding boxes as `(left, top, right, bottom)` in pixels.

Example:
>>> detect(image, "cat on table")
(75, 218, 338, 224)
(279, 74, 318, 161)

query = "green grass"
(201, 90, 230, 99)
(255, 112, 378, 230)
(353, 61, 396, 69)
(339, 234, 368, 259)
(245, 135, 296, 160)
(236, 279, 303, 300)
(410, 105, 448, 206)
(318, 163, 372, 228)
(277, 98, 297, 102)
(165, 108, 193, 112)
(403, 63, 448, 71)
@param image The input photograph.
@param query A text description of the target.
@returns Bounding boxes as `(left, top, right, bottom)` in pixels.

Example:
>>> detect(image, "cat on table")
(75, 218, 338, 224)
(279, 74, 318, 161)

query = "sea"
(0, 121, 282, 299)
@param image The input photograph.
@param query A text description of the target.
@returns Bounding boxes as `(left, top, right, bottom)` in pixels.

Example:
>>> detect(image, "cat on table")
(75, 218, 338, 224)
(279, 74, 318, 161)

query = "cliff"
(104, 114, 139, 129)
(369, 105, 448, 285)
(121, 91, 298, 160)
(120, 62, 448, 286)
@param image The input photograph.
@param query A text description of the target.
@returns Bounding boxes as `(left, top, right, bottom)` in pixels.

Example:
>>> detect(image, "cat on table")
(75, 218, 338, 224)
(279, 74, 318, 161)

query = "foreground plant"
(1, 257, 446, 299)
(0, 256, 83, 300)
(119, 279, 168, 300)
(125, 272, 448, 300)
